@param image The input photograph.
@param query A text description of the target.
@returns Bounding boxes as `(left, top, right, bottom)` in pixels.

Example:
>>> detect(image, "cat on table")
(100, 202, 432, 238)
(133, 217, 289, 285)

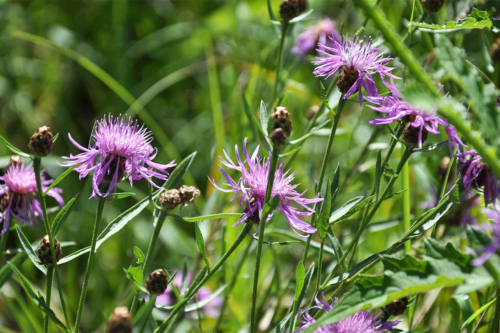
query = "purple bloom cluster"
(0, 163, 63, 234)
(297, 293, 400, 333)
(61, 114, 175, 198)
(211, 139, 322, 237)
(293, 18, 341, 57)
(313, 35, 399, 104)
(471, 209, 500, 266)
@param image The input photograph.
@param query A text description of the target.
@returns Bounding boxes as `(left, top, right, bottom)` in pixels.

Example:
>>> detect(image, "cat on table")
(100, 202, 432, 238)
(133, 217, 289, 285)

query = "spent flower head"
(211, 139, 322, 237)
(61, 114, 175, 198)
(0, 163, 63, 235)
(293, 18, 341, 57)
(471, 209, 500, 266)
(297, 293, 400, 333)
(313, 35, 399, 104)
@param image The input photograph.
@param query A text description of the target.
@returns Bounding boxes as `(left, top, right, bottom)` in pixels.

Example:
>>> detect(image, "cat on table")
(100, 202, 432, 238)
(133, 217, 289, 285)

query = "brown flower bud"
(37, 235, 62, 266)
(146, 269, 168, 295)
(307, 105, 320, 120)
(385, 296, 409, 317)
(159, 189, 182, 211)
(279, 0, 306, 21)
(244, 197, 260, 224)
(491, 38, 500, 63)
(107, 307, 133, 333)
(7, 155, 23, 170)
(103, 155, 127, 182)
(272, 106, 292, 137)
(179, 185, 201, 206)
(28, 126, 54, 157)
(270, 128, 287, 148)
(421, 0, 445, 12)
(337, 67, 359, 94)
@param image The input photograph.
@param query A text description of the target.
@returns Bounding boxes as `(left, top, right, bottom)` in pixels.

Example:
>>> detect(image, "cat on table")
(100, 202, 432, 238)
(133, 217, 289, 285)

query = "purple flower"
(366, 93, 466, 152)
(297, 293, 400, 333)
(459, 151, 500, 207)
(313, 35, 399, 104)
(471, 209, 500, 266)
(211, 139, 322, 237)
(61, 114, 176, 198)
(293, 18, 341, 57)
(0, 163, 63, 235)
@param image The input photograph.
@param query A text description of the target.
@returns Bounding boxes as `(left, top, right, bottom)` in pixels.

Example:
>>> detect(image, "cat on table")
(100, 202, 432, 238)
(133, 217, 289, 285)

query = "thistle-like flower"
(297, 293, 400, 333)
(366, 93, 466, 151)
(459, 151, 500, 207)
(211, 139, 322, 237)
(293, 18, 341, 57)
(471, 209, 500, 266)
(0, 163, 63, 235)
(313, 35, 399, 104)
(61, 114, 176, 198)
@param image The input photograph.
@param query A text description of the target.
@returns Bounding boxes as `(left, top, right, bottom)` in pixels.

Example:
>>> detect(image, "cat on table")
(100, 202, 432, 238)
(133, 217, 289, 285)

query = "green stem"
(138, 295, 157, 333)
(155, 223, 252, 333)
(43, 267, 54, 333)
(432, 154, 456, 238)
(491, 288, 500, 333)
(401, 152, 411, 254)
(273, 22, 289, 103)
(73, 195, 106, 333)
(0, 228, 9, 265)
(130, 210, 168, 314)
(250, 145, 280, 333)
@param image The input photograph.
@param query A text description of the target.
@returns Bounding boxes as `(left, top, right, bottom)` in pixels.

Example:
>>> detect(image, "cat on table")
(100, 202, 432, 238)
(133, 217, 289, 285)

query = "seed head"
(279, 0, 306, 21)
(270, 128, 287, 148)
(384, 297, 409, 317)
(491, 38, 500, 63)
(159, 189, 181, 211)
(337, 66, 360, 94)
(272, 106, 292, 137)
(28, 126, 53, 157)
(37, 235, 62, 266)
(178, 185, 201, 205)
(107, 307, 132, 333)
(421, 0, 445, 12)
(7, 156, 23, 170)
(146, 269, 168, 295)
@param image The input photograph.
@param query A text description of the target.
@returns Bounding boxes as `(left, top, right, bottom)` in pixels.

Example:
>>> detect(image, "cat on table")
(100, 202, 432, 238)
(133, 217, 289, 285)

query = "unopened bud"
(270, 128, 287, 148)
(7, 155, 23, 170)
(421, 0, 445, 12)
(179, 185, 201, 206)
(107, 307, 132, 333)
(307, 105, 320, 120)
(272, 106, 292, 137)
(28, 126, 54, 157)
(159, 189, 182, 211)
(384, 297, 409, 317)
(337, 67, 359, 94)
(491, 38, 500, 63)
(279, 0, 306, 21)
(37, 235, 62, 266)
(146, 269, 168, 295)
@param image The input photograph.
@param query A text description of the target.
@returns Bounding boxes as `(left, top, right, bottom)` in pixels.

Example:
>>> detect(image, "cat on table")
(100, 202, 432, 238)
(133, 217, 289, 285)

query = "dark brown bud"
(107, 307, 132, 333)
(403, 122, 428, 148)
(28, 126, 54, 157)
(337, 67, 359, 94)
(103, 155, 127, 182)
(179, 185, 201, 206)
(491, 38, 500, 63)
(146, 269, 168, 295)
(37, 235, 62, 266)
(279, 0, 306, 21)
(272, 106, 292, 137)
(7, 155, 23, 170)
(385, 297, 409, 317)
(307, 105, 320, 120)
(270, 128, 287, 148)
(421, 0, 445, 12)
(244, 197, 260, 224)
(159, 189, 182, 211)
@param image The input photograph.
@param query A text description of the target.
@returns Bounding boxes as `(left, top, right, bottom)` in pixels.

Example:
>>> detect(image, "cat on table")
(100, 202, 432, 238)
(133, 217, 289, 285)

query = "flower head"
(313, 35, 399, 104)
(61, 114, 175, 198)
(293, 18, 341, 57)
(471, 209, 500, 266)
(459, 151, 500, 207)
(211, 139, 322, 237)
(297, 293, 400, 333)
(0, 163, 63, 235)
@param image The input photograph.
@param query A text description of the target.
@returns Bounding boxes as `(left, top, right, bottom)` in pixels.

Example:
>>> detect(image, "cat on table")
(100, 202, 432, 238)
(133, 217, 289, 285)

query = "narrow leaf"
(107, 192, 135, 200)
(329, 196, 374, 224)
(260, 100, 269, 136)
(195, 223, 211, 273)
(375, 150, 382, 201)
(294, 261, 305, 301)
(0, 253, 27, 289)
(164, 152, 197, 190)
(44, 165, 77, 195)
(267, 0, 276, 21)
(327, 230, 347, 273)
(123, 267, 149, 294)
(15, 226, 46, 274)
(450, 186, 460, 204)
(0, 136, 31, 158)
(318, 178, 331, 239)
(52, 193, 80, 237)
(289, 9, 314, 23)
(184, 283, 228, 312)
(175, 213, 243, 223)
(330, 164, 340, 206)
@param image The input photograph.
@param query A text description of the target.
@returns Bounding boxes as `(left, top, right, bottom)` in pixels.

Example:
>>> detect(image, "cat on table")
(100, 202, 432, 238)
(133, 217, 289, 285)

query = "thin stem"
(401, 151, 411, 254)
(73, 195, 106, 333)
(130, 210, 168, 314)
(0, 228, 9, 265)
(272, 22, 289, 103)
(250, 145, 280, 333)
(154, 223, 252, 333)
(432, 154, 456, 238)
(138, 295, 157, 333)
(491, 288, 500, 333)
(43, 267, 54, 333)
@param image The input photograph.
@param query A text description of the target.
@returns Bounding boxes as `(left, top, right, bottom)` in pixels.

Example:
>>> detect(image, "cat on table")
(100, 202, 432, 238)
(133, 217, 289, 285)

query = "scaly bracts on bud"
(279, 0, 306, 21)
(146, 269, 168, 295)
(29, 126, 53, 157)
(38, 235, 62, 265)
(107, 307, 132, 333)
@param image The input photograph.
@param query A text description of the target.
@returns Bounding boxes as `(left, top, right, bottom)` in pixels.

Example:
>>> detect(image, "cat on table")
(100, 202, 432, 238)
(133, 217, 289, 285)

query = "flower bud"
(307, 105, 320, 120)
(384, 296, 409, 317)
(337, 66, 359, 94)
(107, 307, 132, 333)
(146, 269, 168, 295)
(28, 126, 54, 157)
(421, 0, 445, 12)
(403, 122, 428, 148)
(37, 235, 62, 266)
(179, 185, 201, 206)
(270, 128, 287, 148)
(7, 155, 23, 170)
(159, 189, 182, 211)
(491, 38, 500, 63)
(279, 0, 306, 21)
(272, 106, 292, 137)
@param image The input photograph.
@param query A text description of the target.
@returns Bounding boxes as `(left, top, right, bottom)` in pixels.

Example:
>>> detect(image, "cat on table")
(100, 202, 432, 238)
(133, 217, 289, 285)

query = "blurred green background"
(0, 0, 499, 332)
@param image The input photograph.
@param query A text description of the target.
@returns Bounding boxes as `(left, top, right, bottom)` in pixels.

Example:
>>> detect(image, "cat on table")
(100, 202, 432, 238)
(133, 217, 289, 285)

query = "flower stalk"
(273, 22, 290, 103)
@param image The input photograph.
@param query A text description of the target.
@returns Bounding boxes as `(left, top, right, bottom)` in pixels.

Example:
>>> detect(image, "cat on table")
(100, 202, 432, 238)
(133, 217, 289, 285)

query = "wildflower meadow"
(1, 0, 500, 332)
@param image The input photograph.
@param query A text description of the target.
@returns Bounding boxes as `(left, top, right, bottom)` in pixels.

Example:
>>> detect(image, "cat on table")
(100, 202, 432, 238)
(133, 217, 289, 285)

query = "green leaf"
(267, 0, 276, 21)
(187, 266, 207, 296)
(383, 189, 407, 201)
(0, 252, 27, 289)
(327, 230, 347, 274)
(375, 151, 382, 201)
(44, 165, 77, 195)
(107, 192, 135, 200)
(184, 283, 228, 312)
(52, 132, 59, 143)
(301, 239, 493, 333)
(173, 213, 243, 223)
(134, 246, 145, 264)
(460, 297, 496, 331)
(329, 196, 374, 225)
(59, 189, 161, 264)
(7, 262, 70, 333)
(270, 312, 293, 333)
(15, 226, 46, 274)
(449, 186, 460, 204)
(320, 81, 334, 115)
(0, 136, 31, 158)
(294, 261, 305, 301)
(52, 194, 80, 237)
(409, 10, 492, 32)
(450, 294, 474, 333)
(330, 164, 340, 206)
(123, 267, 149, 294)
(195, 223, 211, 274)
(124, 246, 146, 293)
(164, 152, 197, 190)
(289, 9, 314, 23)
(260, 100, 269, 136)
(318, 178, 331, 240)
(325, 251, 382, 287)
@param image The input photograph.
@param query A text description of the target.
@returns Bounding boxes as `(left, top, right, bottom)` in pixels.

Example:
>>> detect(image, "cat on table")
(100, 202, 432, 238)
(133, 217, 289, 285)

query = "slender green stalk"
(130, 210, 168, 314)
(491, 288, 500, 333)
(155, 223, 252, 333)
(401, 154, 411, 254)
(250, 146, 280, 333)
(273, 22, 289, 103)
(43, 267, 54, 333)
(138, 295, 157, 333)
(432, 154, 456, 237)
(0, 228, 9, 265)
(73, 195, 106, 333)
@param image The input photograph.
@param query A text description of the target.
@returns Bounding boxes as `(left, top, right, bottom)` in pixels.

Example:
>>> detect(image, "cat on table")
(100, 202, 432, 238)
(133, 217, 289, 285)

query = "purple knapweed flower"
(297, 293, 400, 333)
(0, 163, 63, 235)
(313, 35, 399, 104)
(459, 150, 500, 207)
(293, 18, 341, 57)
(211, 139, 322, 237)
(61, 114, 176, 198)
(471, 209, 500, 266)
